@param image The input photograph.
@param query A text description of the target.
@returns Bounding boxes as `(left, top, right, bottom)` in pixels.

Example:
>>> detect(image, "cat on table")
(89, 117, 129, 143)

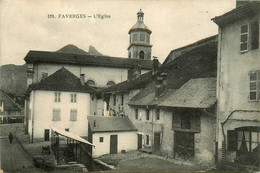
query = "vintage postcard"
(0, 0, 259, 172)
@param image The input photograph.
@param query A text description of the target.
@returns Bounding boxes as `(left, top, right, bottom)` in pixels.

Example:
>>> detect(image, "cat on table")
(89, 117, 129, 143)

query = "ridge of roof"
(163, 35, 217, 65)
(24, 51, 153, 69)
(26, 67, 96, 94)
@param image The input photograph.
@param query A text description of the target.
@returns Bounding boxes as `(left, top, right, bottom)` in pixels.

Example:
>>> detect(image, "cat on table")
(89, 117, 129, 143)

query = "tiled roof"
(156, 78, 216, 108)
(0, 91, 21, 111)
(88, 116, 137, 132)
(24, 51, 153, 69)
(212, 1, 260, 26)
(26, 67, 96, 93)
(128, 81, 156, 106)
(99, 71, 153, 94)
(164, 35, 217, 64)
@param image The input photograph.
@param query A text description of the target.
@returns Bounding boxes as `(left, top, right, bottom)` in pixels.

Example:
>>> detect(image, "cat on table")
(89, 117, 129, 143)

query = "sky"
(0, 0, 236, 65)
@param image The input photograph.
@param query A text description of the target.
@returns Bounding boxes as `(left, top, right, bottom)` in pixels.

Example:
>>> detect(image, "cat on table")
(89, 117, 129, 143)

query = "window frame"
(135, 108, 138, 120)
(249, 70, 260, 102)
(240, 23, 249, 53)
(146, 135, 150, 145)
(155, 108, 160, 121)
(52, 109, 61, 121)
(146, 109, 150, 121)
(55, 92, 61, 102)
(70, 109, 77, 121)
(71, 93, 77, 103)
(99, 137, 104, 143)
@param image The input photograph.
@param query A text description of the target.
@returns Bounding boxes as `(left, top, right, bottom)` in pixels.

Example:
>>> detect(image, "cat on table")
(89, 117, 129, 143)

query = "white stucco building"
(87, 116, 138, 158)
(26, 67, 96, 142)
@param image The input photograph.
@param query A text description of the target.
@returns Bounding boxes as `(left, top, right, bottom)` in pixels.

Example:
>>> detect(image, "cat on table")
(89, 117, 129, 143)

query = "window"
(146, 109, 150, 121)
(55, 92, 61, 102)
(146, 135, 149, 145)
(227, 127, 260, 166)
(249, 70, 260, 101)
(70, 109, 77, 121)
(146, 34, 150, 43)
(65, 128, 69, 132)
(107, 81, 115, 86)
(99, 137, 104, 143)
(156, 109, 160, 120)
(52, 109, 61, 121)
(140, 33, 145, 41)
(240, 21, 259, 52)
(86, 80, 95, 86)
(133, 33, 138, 42)
(181, 115, 191, 129)
(139, 51, 144, 59)
(121, 94, 124, 105)
(113, 95, 116, 106)
(240, 24, 249, 52)
(135, 108, 138, 120)
(128, 52, 131, 58)
(71, 94, 77, 103)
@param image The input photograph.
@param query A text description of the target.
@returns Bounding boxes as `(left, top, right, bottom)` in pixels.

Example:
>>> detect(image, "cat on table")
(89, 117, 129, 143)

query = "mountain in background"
(0, 45, 104, 95)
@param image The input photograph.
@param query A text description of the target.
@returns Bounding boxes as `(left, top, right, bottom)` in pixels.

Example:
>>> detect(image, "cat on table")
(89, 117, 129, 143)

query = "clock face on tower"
(128, 9, 152, 60)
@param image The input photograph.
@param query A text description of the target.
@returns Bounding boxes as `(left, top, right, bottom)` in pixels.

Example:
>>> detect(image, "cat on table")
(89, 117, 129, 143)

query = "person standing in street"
(8, 132, 13, 144)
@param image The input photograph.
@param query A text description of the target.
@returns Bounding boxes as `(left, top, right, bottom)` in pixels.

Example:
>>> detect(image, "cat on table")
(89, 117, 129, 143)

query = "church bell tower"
(128, 9, 152, 60)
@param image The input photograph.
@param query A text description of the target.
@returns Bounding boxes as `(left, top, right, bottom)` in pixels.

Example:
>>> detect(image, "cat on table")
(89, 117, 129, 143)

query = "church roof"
(24, 51, 153, 70)
(26, 67, 96, 94)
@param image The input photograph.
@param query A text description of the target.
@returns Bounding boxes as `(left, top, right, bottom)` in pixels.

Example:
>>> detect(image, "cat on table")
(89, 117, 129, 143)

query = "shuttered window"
(251, 20, 259, 50)
(52, 109, 61, 121)
(70, 109, 77, 121)
(227, 130, 238, 151)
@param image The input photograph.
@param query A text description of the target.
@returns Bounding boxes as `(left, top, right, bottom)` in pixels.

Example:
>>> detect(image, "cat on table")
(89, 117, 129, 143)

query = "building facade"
(26, 68, 96, 142)
(213, 1, 260, 168)
(88, 116, 138, 158)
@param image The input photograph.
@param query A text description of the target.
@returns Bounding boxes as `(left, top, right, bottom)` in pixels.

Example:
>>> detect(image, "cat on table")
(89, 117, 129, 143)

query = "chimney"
(152, 56, 159, 74)
(80, 74, 85, 85)
(155, 72, 167, 98)
(128, 65, 141, 80)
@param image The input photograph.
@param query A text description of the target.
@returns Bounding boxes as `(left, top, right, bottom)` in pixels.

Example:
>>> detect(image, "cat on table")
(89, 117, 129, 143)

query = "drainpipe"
(216, 27, 222, 163)
(32, 90, 35, 143)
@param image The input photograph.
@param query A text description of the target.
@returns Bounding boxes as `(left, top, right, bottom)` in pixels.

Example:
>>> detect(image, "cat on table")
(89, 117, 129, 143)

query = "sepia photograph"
(0, 0, 259, 172)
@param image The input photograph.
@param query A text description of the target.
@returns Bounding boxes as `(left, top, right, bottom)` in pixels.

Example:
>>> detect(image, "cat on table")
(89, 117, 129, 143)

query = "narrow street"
(0, 124, 36, 172)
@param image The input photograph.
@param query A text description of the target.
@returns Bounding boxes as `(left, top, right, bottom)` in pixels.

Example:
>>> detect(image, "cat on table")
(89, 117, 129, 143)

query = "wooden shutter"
(190, 115, 201, 132)
(172, 110, 181, 129)
(227, 130, 238, 151)
(251, 20, 259, 50)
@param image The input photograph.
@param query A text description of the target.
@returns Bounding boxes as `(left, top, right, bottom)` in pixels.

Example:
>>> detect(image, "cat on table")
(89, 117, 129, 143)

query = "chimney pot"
(80, 74, 85, 85)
